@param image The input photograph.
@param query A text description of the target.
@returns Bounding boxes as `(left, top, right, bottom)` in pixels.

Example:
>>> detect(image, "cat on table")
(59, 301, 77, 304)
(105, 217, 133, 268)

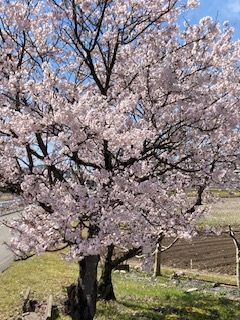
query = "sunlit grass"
(201, 198, 240, 227)
(188, 188, 240, 198)
(0, 251, 78, 320)
(96, 270, 240, 320)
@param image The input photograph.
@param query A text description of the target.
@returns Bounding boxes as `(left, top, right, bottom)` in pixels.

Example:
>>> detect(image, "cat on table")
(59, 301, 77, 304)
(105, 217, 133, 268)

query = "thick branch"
(112, 246, 142, 268)
(161, 237, 179, 252)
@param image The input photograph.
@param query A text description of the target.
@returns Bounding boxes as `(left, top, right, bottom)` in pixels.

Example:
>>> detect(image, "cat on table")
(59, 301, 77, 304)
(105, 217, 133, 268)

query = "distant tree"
(0, 1, 240, 319)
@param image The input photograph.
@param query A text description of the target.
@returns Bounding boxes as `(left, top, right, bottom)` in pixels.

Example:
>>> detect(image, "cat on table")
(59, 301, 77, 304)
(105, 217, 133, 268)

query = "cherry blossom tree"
(0, 0, 240, 319)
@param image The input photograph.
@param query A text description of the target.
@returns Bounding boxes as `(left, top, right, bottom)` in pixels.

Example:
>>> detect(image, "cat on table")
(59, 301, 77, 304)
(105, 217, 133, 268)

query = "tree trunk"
(67, 255, 100, 320)
(98, 262, 116, 301)
(153, 234, 178, 278)
(98, 245, 142, 300)
(98, 244, 116, 300)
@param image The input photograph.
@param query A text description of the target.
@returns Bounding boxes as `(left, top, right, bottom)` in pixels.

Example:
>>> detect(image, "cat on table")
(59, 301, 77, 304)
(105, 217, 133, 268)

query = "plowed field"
(161, 233, 240, 275)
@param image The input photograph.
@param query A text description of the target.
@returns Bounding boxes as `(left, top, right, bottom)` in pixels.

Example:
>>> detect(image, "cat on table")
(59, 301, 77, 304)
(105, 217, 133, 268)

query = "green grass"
(188, 189, 240, 227)
(200, 197, 240, 227)
(209, 188, 240, 198)
(187, 189, 240, 228)
(1, 253, 240, 319)
(97, 271, 240, 320)
(0, 251, 78, 320)
(188, 188, 240, 198)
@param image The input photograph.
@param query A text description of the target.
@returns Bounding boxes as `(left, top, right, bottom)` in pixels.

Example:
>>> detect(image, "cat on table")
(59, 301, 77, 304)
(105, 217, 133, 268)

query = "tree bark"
(154, 233, 165, 277)
(78, 255, 100, 320)
(67, 255, 100, 320)
(98, 244, 116, 300)
(154, 234, 178, 277)
(98, 262, 116, 301)
(98, 245, 142, 300)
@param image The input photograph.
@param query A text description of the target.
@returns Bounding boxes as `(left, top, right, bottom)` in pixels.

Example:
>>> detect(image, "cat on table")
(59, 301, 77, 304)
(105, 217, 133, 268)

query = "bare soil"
(161, 232, 240, 276)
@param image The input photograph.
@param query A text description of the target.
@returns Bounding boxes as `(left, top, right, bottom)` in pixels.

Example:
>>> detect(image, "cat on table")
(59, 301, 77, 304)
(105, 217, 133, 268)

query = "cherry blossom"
(0, 1, 239, 318)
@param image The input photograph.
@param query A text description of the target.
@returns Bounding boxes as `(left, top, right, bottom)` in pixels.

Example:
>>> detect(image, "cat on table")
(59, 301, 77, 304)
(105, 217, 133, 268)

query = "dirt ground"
(161, 232, 240, 276)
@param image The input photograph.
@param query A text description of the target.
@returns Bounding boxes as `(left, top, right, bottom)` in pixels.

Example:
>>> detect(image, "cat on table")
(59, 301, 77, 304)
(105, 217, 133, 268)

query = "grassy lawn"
(188, 188, 240, 199)
(0, 251, 78, 320)
(1, 251, 240, 319)
(200, 197, 240, 227)
(187, 189, 240, 228)
(98, 275, 240, 320)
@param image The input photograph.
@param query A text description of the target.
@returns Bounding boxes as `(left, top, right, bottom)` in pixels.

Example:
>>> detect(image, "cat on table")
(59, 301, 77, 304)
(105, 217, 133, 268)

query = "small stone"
(185, 287, 198, 293)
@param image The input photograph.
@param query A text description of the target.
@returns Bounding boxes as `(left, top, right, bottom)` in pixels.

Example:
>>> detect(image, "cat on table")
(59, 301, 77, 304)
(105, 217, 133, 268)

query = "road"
(0, 211, 20, 273)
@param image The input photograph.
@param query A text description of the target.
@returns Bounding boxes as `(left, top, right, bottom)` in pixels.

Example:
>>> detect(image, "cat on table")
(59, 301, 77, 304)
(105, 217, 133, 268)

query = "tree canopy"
(0, 0, 239, 269)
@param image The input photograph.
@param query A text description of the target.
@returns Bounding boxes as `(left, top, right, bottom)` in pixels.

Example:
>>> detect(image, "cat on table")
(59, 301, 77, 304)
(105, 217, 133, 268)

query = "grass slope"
(1, 251, 240, 319)
(202, 197, 240, 227)
(0, 251, 78, 319)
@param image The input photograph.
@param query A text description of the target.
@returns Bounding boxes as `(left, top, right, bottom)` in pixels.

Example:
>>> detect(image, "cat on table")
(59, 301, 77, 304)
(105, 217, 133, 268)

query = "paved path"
(0, 211, 20, 273)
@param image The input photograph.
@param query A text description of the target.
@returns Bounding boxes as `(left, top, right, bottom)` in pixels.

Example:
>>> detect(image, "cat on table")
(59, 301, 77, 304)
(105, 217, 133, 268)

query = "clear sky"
(183, 0, 240, 40)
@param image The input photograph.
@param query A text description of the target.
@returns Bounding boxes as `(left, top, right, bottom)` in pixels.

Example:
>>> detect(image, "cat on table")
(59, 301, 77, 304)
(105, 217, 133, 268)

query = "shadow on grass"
(118, 298, 213, 320)
(96, 292, 240, 320)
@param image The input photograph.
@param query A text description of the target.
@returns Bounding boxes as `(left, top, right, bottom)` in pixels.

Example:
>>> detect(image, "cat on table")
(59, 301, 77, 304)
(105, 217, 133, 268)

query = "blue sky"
(183, 0, 240, 40)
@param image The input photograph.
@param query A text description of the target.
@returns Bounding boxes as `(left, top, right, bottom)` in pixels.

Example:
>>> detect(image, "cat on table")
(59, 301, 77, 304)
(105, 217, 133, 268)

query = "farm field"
(162, 197, 240, 276)
(161, 233, 237, 275)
